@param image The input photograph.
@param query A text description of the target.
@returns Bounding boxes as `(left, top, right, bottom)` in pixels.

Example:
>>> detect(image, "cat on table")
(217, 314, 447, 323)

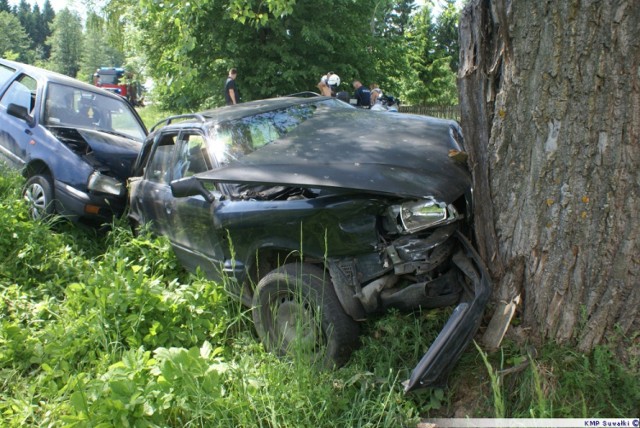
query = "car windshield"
(44, 82, 146, 141)
(209, 99, 349, 166)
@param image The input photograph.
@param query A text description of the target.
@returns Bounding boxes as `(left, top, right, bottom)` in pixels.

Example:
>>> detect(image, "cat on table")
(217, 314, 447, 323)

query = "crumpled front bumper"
(404, 230, 491, 392)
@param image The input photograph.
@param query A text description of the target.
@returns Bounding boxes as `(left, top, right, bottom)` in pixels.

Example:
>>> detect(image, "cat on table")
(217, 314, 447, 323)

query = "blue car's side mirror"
(7, 103, 34, 126)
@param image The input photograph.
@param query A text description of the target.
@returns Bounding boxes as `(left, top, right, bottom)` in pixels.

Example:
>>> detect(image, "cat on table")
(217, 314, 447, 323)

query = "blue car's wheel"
(252, 263, 359, 369)
(23, 174, 55, 220)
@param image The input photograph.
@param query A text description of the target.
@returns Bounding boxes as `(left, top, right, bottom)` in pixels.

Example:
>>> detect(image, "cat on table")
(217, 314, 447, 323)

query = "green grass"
(136, 104, 174, 130)
(0, 168, 638, 426)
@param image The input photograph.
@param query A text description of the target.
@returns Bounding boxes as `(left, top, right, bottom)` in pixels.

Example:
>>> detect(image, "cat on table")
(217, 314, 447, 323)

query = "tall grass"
(0, 167, 638, 426)
(469, 337, 639, 418)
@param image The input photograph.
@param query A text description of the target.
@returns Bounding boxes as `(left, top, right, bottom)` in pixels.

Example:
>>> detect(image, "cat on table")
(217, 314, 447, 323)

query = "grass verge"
(0, 169, 637, 426)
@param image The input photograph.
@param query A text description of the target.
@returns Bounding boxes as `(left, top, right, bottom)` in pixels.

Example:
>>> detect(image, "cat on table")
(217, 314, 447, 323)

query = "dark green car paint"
(129, 95, 491, 392)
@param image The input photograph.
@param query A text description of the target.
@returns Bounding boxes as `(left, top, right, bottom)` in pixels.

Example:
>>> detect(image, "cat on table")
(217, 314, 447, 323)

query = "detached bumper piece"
(404, 231, 491, 393)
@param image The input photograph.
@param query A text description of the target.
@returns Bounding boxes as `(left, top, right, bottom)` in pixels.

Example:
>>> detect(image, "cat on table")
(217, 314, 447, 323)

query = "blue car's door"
(0, 73, 38, 169)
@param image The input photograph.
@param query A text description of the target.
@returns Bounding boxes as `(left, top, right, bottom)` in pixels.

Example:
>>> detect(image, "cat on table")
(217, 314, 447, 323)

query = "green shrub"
(1, 167, 637, 426)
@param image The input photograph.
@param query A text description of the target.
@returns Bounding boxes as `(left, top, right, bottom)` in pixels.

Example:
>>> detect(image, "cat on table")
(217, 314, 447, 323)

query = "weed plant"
(0, 168, 637, 426)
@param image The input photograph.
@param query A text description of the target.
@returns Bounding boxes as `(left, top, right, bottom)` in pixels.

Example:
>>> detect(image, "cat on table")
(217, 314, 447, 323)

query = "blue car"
(0, 59, 147, 223)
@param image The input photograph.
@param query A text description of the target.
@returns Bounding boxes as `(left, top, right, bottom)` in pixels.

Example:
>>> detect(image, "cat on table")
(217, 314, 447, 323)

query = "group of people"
(224, 67, 398, 112)
(352, 80, 387, 110)
(317, 72, 397, 111)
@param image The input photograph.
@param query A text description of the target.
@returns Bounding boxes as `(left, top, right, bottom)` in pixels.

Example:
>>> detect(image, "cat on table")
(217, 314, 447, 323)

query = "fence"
(399, 105, 460, 122)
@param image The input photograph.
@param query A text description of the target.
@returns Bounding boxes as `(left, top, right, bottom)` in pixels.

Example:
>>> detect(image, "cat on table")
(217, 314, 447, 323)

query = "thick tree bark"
(459, 0, 639, 351)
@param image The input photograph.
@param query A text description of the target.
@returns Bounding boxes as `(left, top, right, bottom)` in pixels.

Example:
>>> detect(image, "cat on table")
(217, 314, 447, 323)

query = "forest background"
(1, 0, 460, 111)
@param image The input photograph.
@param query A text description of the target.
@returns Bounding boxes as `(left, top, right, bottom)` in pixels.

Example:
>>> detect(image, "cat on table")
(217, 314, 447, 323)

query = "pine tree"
(40, 0, 55, 60)
(47, 8, 83, 77)
(0, 0, 11, 14)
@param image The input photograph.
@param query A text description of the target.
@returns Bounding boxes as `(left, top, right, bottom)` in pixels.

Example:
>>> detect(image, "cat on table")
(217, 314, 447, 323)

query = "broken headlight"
(87, 171, 124, 196)
(388, 197, 460, 234)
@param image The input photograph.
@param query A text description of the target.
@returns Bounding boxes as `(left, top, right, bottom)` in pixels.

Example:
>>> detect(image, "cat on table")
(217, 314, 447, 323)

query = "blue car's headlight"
(87, 171, 124, 196)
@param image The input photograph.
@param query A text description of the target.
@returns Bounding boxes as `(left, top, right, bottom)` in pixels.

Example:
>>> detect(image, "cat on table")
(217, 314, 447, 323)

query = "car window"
(172, 133, 211, 180)
(0, 64, 16, 88)
(0, 74, 37, 115)
(210, 103, 318, 167)
(44, 83, 146, 141)
(145, 132, 178, 184)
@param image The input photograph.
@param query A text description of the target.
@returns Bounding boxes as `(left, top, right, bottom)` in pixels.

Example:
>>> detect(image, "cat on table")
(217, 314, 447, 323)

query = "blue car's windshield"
(44, 83, 146, 141)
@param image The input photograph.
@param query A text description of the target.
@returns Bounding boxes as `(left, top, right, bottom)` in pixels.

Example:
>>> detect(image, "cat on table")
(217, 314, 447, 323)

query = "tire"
(252, 263, 360, 368)
(23, 174, 55, 220)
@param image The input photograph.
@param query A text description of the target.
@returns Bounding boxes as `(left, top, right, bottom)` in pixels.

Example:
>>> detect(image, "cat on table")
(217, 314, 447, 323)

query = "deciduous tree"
(458, 0, 639, 351)
(128, 0, 385, 110)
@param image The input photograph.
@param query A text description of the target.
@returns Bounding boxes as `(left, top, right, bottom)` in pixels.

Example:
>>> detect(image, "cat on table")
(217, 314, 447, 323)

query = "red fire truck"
(93, 67, 142, 106)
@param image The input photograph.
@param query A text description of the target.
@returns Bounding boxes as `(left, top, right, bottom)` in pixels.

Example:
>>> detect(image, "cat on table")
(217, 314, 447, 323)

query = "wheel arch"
(246, 247, 308, 291)
(246, 247, 360, 321)
(23, 159, 52, 180)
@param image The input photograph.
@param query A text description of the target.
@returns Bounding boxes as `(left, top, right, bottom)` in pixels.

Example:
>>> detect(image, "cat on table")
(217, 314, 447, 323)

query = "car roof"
(149, 96, 334, 133)
(0, 58, 126, 100)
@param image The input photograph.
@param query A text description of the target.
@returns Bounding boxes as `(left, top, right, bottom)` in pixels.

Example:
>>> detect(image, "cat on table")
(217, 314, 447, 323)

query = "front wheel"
(252, 263, 359, 368)
(23, 174, 55, 220)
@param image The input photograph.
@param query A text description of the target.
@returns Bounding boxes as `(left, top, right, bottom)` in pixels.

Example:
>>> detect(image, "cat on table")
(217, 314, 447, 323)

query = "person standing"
(225, 68, 239, 105)
(317, 80, 333, 97)
(326, 71, 341, 95)
(352, 80, 371, 108)
(370, 83, 383, 106)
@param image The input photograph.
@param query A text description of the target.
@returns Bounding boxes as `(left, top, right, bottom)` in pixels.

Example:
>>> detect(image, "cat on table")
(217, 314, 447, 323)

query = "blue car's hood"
(51, 127, 141, 180)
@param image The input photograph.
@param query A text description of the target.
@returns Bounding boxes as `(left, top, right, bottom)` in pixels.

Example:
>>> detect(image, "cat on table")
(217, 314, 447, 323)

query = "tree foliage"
(9, 0, 55, 62)
(77, 12, 125, 83)
(434, 0, 460, 72)
(3, 0, 462, 109)
(47, 8, 83, 77)
(0, 0, 11, 13)
(103, 0, 455, 111)
(125, 0, 390, 111)
(400, 1, 459, 105)
(0, 11, 30, 61)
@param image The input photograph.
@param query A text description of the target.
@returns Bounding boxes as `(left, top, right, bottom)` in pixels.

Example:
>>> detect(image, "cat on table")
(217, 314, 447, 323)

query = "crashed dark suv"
(0, 59, 147, 222)
(128, 96, 490, 391)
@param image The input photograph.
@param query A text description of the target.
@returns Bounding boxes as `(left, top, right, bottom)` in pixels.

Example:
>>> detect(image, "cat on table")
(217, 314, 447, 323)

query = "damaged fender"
(404, 231, 491, 392)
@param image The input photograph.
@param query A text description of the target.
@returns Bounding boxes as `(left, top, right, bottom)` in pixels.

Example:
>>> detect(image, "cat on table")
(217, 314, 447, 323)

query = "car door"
(167, 130, 227, 278)
(0, 73, 38, 168)
(133, 130, 179, 237)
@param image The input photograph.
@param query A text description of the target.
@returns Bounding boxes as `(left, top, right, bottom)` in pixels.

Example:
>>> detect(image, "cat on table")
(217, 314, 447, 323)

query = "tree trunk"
(458, 0, 639, 351)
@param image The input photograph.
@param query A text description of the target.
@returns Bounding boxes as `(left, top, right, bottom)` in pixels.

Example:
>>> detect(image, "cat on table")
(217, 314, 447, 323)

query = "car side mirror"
(170, 176, 216, 203)
(7, 103, 34, 125)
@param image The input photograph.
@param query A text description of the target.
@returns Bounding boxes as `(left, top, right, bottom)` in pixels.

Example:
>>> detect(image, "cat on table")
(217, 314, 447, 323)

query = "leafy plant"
(0, 167, 638, 426)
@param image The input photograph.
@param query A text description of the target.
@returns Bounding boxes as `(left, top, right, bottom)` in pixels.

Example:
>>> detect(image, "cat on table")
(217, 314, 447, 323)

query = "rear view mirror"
(170, 176, 215, 203)
(7, 103, 34, 125)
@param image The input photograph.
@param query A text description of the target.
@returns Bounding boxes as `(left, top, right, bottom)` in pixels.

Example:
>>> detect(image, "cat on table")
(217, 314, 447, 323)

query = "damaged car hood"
(50, 127, 142, 180)
(198, 110, 471, 202)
